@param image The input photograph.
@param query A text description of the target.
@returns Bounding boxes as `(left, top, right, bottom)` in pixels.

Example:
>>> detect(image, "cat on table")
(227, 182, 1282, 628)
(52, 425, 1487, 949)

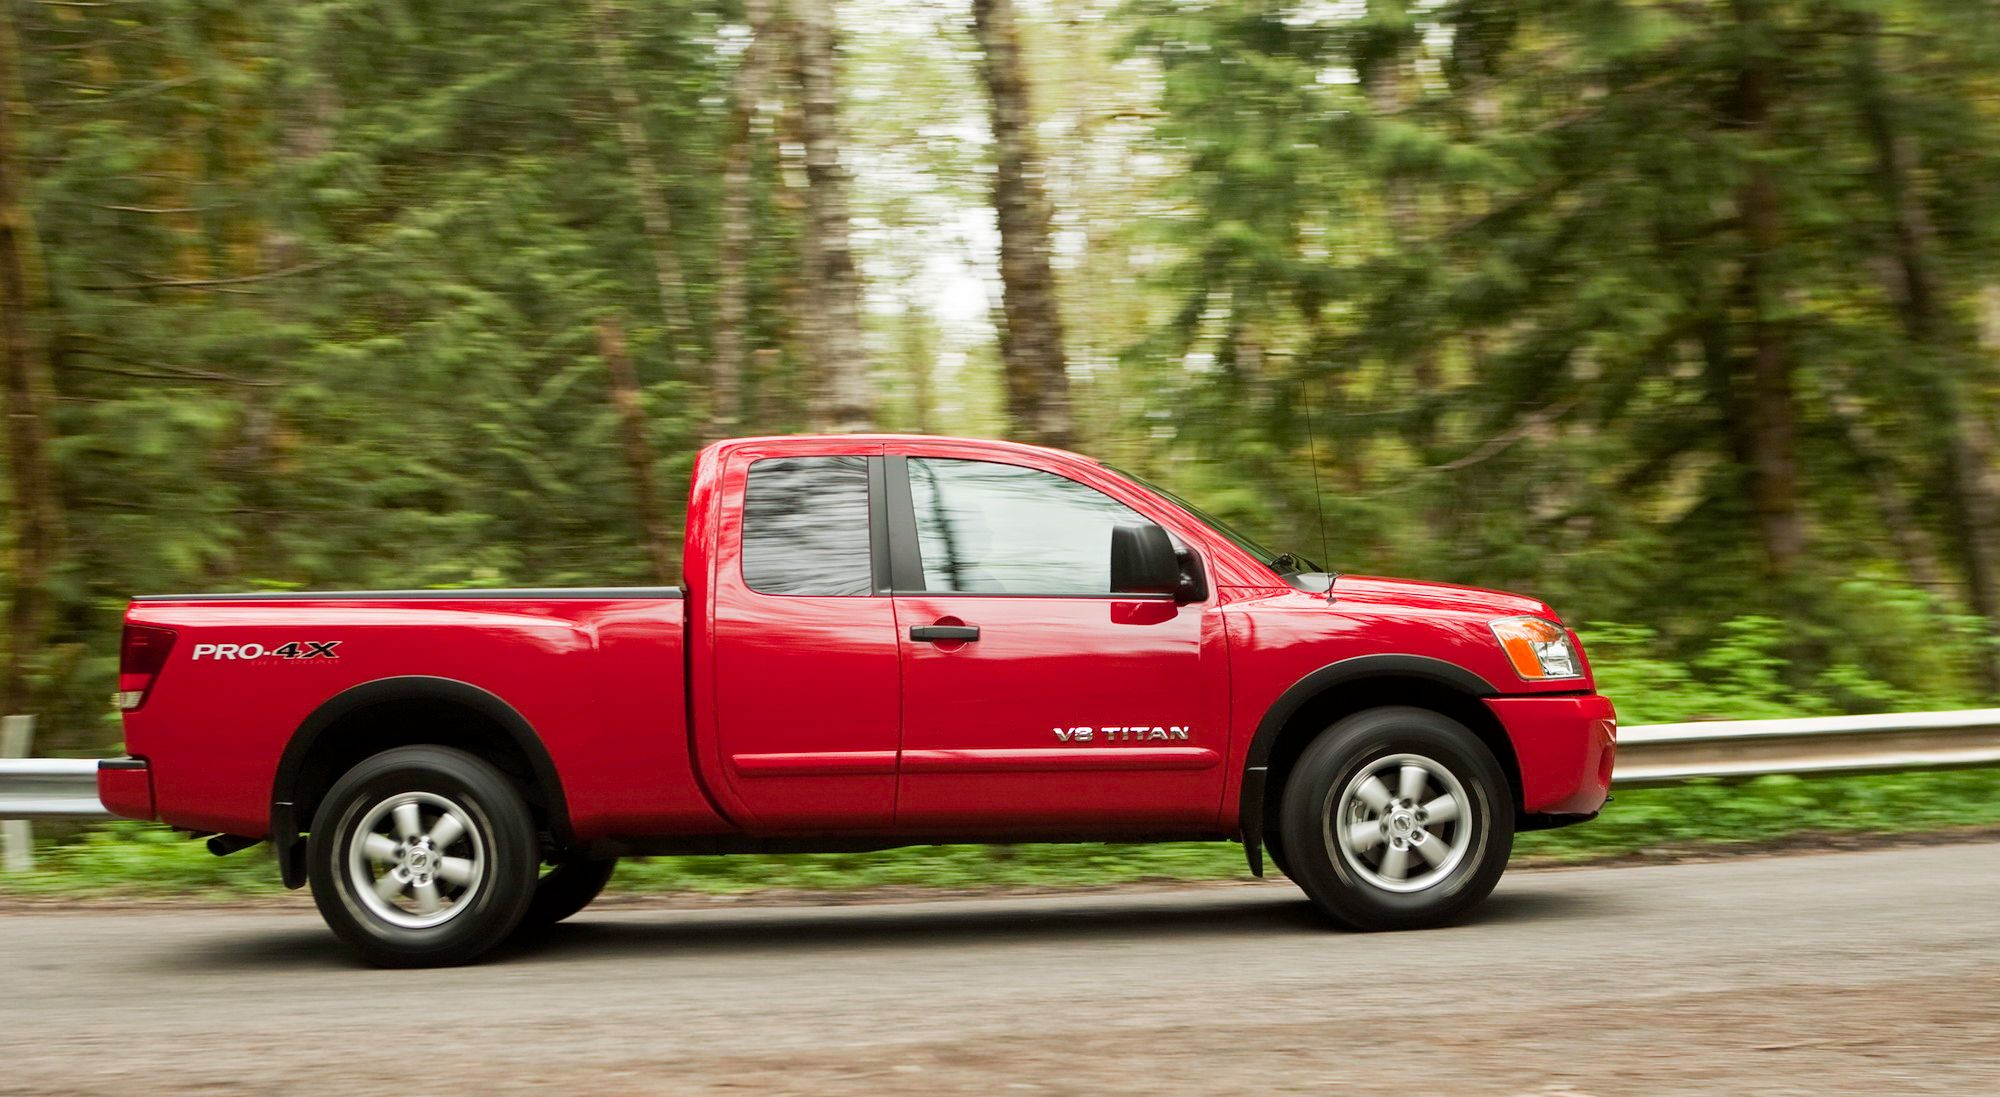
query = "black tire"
(1263, 835, 1293, 880)
(515, 853, 619, 934)
(1277, 706, 1514, 931)
(308, 745, 540, 967)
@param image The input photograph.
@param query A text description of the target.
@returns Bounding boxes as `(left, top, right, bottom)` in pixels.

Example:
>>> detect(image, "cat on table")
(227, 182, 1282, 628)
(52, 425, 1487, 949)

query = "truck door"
(705, 445, 901, 829)
(886, 451, 1227, 831)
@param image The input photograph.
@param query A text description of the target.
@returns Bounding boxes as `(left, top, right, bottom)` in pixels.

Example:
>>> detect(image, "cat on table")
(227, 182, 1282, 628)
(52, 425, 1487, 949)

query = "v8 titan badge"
(1053, 725, 1191, 743)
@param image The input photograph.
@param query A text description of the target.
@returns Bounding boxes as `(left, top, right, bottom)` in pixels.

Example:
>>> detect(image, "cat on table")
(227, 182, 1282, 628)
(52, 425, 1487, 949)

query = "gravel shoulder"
(2, 838, 1994, 1096)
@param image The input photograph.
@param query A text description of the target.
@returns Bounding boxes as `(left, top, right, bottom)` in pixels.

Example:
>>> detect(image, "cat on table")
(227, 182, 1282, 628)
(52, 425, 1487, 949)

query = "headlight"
(1489, 617, 1582, 680)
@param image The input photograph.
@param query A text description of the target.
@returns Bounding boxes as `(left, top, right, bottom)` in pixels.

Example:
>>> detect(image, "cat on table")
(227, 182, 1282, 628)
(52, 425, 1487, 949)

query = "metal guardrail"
(2, 707, 1998, 830)
(0, 759, 107, 818)
(1610, 708, 2000, 786)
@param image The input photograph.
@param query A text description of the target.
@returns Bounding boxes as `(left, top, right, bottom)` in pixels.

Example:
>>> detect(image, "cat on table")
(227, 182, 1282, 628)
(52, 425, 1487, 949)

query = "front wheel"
(308, 746, 541, 967)
(1278, 706, 1514, 931)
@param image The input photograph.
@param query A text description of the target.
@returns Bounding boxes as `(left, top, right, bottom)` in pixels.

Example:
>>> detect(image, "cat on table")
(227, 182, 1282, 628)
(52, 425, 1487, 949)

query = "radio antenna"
(1299, 371, 1332, 586)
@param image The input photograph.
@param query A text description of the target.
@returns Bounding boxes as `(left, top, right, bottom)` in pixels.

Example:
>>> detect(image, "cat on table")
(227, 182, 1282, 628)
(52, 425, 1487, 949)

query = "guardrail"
(0, 759, 107, 818)
(3, 708, 2000, 869)
(1609, 708, 2000, 785)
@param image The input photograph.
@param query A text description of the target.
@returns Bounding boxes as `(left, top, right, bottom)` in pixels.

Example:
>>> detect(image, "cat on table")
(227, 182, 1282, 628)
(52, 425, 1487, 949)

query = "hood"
(1326, 574, 1556, 621)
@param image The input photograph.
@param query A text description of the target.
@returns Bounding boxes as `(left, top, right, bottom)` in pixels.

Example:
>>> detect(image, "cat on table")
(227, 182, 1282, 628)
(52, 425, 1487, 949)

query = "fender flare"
(1237, 655, 1497, 877)
(269, 676, 572, 886)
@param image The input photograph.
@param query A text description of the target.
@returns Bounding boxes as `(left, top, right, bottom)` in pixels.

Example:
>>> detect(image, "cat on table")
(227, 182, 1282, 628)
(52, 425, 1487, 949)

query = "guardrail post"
(1, 716, 33, 873)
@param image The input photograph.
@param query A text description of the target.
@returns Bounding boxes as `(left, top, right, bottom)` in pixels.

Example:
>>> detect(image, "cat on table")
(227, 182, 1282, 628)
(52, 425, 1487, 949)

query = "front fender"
(1235, 654, 1499, 876)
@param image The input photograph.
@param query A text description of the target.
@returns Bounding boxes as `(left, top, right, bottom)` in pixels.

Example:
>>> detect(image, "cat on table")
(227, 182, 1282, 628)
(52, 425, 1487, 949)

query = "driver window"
(907, 458, 1149, 595)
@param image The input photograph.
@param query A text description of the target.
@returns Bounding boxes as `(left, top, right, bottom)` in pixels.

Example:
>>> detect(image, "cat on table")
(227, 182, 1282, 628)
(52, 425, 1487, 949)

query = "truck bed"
(119, 587, 724, 843)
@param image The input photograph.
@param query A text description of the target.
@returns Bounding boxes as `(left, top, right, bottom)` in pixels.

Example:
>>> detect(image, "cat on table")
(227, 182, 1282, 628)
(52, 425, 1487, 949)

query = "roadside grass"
(6, 768, 1998, 899)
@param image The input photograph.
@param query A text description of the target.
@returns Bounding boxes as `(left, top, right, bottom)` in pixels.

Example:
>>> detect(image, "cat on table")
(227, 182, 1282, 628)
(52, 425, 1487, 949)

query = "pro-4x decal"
(191, 641, 341, 661)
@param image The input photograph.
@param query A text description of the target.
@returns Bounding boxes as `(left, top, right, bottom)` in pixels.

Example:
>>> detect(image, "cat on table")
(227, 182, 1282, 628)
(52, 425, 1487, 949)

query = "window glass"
(1109, 464, 1287, 569)
(742, 456, 874, 596)
(907, 458, 1152, 595)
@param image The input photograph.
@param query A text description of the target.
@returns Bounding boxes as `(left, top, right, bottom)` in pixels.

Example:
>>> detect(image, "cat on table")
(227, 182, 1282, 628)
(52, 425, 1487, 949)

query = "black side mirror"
(1111, 523, 1182, 598)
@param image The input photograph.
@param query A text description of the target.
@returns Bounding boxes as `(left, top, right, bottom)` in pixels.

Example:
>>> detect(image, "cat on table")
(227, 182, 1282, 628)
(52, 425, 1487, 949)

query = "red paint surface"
(687, 437, 901, 831)
(118, 596, 722, 840)
(115, 434, 1616, 847)
(96, 762, 155, 821)
(1487, 694, 1618, 816)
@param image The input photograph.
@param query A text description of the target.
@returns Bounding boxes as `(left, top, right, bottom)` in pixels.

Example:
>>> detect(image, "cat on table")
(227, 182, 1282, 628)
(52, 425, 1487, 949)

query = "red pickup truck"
(102, 434, 1615, 965)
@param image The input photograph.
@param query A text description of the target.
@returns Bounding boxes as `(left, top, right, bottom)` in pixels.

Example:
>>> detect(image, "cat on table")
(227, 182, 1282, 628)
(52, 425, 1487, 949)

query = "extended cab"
(103, 435, 1616, 965)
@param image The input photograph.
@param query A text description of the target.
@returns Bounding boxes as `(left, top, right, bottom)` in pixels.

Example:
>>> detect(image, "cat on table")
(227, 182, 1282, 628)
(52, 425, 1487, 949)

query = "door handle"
(910, 625, 980, 643)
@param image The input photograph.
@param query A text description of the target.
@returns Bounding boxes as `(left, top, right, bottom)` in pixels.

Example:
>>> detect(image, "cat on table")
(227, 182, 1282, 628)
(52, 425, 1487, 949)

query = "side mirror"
(1111, 523, 1183, 598)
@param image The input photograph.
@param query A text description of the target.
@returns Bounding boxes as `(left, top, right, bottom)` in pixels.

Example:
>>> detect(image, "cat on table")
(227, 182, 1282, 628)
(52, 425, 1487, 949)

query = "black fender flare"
(1237, 655, 1497, 877)
(269, 676, 571, 886)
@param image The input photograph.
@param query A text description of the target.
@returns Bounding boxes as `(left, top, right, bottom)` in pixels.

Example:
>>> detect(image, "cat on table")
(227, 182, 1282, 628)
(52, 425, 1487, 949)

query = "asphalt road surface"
(3, 841, 1996, 1096)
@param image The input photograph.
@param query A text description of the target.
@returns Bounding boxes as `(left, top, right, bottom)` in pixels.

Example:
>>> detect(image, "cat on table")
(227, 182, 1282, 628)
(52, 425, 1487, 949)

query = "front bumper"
(1485, 693, 1616, 817)
(97, 757, 156, 821)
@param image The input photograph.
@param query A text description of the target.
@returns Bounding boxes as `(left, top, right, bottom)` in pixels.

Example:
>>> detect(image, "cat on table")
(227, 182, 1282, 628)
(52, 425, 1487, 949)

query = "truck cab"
(104, 434, 1615, 965)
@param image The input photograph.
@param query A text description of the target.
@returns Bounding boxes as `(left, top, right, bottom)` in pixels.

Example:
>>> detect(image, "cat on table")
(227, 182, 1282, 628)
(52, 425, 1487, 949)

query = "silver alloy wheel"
(345, 791, 486, 930)
(1324, 752, 1473, 894)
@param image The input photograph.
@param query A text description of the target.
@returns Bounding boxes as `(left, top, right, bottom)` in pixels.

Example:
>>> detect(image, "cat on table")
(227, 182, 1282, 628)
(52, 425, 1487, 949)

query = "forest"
(6, 0, 2000, 760)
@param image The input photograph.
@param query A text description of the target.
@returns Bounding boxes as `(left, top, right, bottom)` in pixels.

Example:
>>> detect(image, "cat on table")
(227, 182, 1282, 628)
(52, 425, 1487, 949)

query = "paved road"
(3, 842, 1996, 1096)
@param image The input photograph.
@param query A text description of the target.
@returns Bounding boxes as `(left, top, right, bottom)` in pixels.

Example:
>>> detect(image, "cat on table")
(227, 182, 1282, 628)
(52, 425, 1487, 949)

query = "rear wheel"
(308, 746, 540, 967)
(1278, 706, 1513, 931)
(516, 853, 619, 933)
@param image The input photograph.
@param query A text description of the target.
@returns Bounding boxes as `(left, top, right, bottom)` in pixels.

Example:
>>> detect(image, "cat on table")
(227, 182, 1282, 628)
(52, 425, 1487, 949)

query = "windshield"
(1110, 465, 1323, 578)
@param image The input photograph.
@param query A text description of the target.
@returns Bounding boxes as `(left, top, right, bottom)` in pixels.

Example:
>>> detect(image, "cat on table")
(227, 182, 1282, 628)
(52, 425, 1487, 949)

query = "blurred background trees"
(4, 0, 2000, 753)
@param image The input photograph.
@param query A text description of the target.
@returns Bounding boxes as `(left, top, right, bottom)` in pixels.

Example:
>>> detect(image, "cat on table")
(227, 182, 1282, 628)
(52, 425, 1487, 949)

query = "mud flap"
(271, 801, 308, 889)
(1240, 766, 1267, 878)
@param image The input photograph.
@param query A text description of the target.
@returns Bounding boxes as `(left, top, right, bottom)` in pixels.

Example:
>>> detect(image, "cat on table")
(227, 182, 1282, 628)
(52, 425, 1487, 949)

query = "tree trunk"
(789, 0, 871, 433)
(1362, 4, 1439, 455)
(1945, 416, 2000, 689)
(597, 317, 678, 584)
(897, 287, 936, 434)
(588, 0, 694, 364)
(710, 0, 777, 442)
(1742, 197, 1804, 577)
(1826, 379, 1947, 594)
(1729, 18, 1805, 578)
(0, 8, 61, 718)
(767, 80, 810, 426)
(971, 0, 1072, 449)
(1852, 19, 2000, 691)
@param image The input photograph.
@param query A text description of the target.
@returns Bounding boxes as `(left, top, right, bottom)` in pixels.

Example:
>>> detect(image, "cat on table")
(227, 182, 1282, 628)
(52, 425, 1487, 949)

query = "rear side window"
(906, 457, 1149, 595)
(742, 456, 874, 596)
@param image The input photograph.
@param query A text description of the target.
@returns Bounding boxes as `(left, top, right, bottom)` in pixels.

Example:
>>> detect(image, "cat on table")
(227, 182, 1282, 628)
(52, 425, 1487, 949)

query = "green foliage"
(5, 0, 795, 745)
(1518, 769, 2000, 861)
(1116, 0, 2000, 705)
(4, 822, 288, 896)
(6, 0, 2000, 896)
(7, 0, 2000, 750)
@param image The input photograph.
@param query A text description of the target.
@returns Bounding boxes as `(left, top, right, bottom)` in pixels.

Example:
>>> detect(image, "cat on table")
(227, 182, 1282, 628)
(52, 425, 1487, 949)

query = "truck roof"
(137, 437, 1104, 603)
(131, 587, 685, 603)
(704, 434, 1102, 466)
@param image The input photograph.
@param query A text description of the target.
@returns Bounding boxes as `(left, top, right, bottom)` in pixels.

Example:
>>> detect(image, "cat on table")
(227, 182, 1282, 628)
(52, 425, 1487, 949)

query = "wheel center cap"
(1390, 813, 1414, 833)
(406, 847, 431, 872)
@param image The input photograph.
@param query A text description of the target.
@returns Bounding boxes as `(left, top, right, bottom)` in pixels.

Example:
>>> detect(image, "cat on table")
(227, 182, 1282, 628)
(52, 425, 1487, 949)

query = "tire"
(515, 853, 619, 934)
(1263, 835, 1293, 880)
(308, 745, 541, 967)
(1277, 706, 1514, 931)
